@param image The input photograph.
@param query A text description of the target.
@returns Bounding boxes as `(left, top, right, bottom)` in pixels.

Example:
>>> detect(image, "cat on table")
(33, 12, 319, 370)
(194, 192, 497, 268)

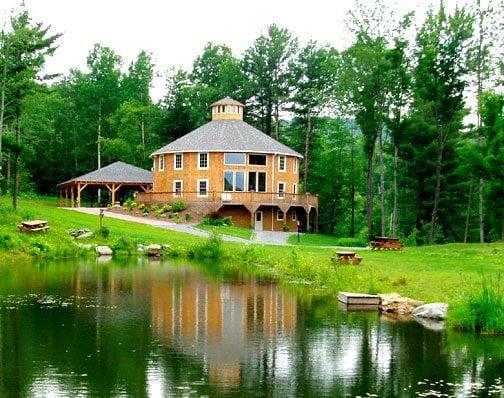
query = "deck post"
(71, 187, 75, 208)
(111, 183, 115, 205)
(77, 183, 81, 208)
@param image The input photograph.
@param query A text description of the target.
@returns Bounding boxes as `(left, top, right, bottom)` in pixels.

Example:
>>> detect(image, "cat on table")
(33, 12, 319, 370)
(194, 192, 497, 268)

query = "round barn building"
(137, 97, 318, 232)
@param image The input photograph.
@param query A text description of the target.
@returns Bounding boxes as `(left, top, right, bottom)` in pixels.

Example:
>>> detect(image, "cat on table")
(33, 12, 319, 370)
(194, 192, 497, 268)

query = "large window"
(173, 180, 183, 197)
(197, 179, 208, 197)
(249, 154, 266, 166)
(174, 153, 183, 170)
(248, 172, 266, 192)
(278, 155, 286, 172)
(198, 153, 209, 169)
(224, 171, 245, 192)
(159, 154, 165, 171)
(224, 153, 246, 165)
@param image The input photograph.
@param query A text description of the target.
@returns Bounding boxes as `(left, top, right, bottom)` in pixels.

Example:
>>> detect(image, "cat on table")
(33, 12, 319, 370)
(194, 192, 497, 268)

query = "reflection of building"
(150, 272, 297, 388)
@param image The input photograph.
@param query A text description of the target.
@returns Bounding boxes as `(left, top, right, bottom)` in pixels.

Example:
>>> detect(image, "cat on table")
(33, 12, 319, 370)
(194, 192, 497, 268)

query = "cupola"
(211, 97, 245, 121)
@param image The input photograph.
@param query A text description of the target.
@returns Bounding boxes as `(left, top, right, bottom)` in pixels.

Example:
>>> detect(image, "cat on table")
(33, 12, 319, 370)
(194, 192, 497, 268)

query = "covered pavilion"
(57, 161, 152, 207)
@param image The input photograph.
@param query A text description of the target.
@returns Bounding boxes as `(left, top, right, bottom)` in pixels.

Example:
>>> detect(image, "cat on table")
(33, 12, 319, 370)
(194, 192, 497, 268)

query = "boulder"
(378, 293, 424, 315)
(137, 244, 148, 253)
(69, 228, 93, 239)
(412, 303, 448, 320)
(96, 246, 113, 256)
(148, 244, 161, 257)
(414, 316, 446, 332)
(76, 231, 93, 239)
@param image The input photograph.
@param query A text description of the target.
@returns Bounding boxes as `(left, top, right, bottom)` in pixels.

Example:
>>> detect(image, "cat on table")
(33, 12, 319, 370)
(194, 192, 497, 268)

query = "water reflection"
(0, 258, 502, 397)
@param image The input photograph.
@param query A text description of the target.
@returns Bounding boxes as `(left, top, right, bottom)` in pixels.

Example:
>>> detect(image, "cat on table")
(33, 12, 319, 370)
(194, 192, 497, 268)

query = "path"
(64, 207, 367, 249)
(64, 207, 248, 243)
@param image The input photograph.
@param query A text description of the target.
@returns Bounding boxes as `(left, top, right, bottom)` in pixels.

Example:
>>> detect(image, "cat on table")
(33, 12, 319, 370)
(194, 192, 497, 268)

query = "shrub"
(111, 237, 136, 255)
(143, 206, 149, 214)
(188, 233, 224, 259)
(100, 226, 110, 238)
(449, 276, 504, 334)
(202, 215, 233, 227)
(0, 233, 21, 250)
(124, 198, 136, 211)
(172, 200, 187, 212)
(185, 213, 192, 222)
(138, 203, 145, 210)
(30, 239, 51, 254)
(282, 223, 290, 232)
(150, 204, 160, 212)
(161, 204, 172, 213)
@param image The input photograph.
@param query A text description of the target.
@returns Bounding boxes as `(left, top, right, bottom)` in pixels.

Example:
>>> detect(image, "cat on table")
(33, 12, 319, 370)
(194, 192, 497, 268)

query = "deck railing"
(135, 191, 318, 208)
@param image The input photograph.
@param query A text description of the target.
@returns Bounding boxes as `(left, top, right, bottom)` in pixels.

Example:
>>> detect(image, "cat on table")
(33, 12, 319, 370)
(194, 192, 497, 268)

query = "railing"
(135, 191, 318, 208)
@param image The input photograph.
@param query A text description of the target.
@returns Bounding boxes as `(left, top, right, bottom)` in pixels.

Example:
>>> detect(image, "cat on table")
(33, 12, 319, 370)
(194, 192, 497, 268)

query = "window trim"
(174, 153, 183, 171)
(198, 152, 209, 170)
(223, 152, 246, 166)
(197, 179, 209, 197)
(278, 155, 286, 172)
(248, 153, 267, 167)
(173, 180, 183, 198)
(277, 181, 286, 199)
(159, 154, 165, 172)
(277, 209, 285, 221)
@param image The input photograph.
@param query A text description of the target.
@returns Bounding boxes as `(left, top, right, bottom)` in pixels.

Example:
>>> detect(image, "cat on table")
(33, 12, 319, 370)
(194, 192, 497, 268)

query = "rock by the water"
(378, 293, 424, 315)
(161, 244, 171, 250)
(78, 243, 95, 250)
(412, 303, 448, 320)
(137, 244, 148, 252)
(414, 316, 446, 331)
(96, 246, 113, 256)
(148, 244, 161, 256)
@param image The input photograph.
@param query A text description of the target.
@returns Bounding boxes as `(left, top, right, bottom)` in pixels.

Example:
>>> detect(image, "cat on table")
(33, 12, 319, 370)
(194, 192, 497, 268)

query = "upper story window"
(174, 153, 183, 170)
(159, 154, 165, 171)
(248, 172, 266, 192)
(224, 153, 246, 165)
(293, 158, 298, 174)
(249, 154, 266, 166)
(198, 153, 209, 169)
(278, 156, 286, 172)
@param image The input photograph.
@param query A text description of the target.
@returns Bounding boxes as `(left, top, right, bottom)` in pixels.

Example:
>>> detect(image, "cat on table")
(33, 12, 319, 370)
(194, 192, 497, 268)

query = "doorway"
(254, 211, 263, 231)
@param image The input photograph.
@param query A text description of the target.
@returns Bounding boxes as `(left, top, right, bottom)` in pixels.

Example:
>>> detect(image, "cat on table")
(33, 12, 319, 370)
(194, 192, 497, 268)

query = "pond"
(0, 257, 502, 397)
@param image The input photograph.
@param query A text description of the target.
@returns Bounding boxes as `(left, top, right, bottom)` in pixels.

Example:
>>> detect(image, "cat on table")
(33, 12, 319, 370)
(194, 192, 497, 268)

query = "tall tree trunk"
(141, 116, 146, 160)
(12, 119, 20, 210)
(302, 112, 312, 191)
(464, 180, 473, 243)
(274, 103, 279, 140)
(366, 147, 376, 239)
(429, 139, 445, 245)
(476, 0, 485, 243)
(349, 134, 356, 237)
(391, 145, 399, 237)
(0, 63, 6, 170)
(378, 131, 386, 236)
(6, 149, 10, 190)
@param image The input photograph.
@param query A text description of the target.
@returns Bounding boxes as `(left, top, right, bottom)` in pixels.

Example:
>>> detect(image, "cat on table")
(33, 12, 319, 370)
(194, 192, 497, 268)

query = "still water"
(0, 257, 502, 397)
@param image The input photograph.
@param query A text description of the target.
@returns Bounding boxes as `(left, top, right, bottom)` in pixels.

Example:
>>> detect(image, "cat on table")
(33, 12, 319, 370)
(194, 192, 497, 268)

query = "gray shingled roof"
(151, 120, 302, 158)
(58, 161, 152, 186)
(210, 97, 245, 107)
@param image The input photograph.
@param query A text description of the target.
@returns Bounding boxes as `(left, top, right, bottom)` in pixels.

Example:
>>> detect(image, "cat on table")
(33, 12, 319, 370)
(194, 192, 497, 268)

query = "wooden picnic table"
(370, 236, 403, 250)
(18, 220, 50, 233)
(332, 251, 362, 265)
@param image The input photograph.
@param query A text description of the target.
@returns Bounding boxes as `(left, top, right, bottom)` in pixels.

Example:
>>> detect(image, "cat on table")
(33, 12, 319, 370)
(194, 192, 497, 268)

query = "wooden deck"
(338, 292, 380, 305)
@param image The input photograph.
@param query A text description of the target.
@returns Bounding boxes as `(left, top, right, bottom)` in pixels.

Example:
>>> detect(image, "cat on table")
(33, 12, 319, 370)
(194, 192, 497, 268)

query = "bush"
(282, 223, 290, 232)
(161, 204, 172, 213)
(449, 276, 504, 334)
(202, 215, 233, 227)
(124, 198, 136, 211)
(172, 200, 187, 212)
(335, 237, 367, 247)
(185, 213, 192, 222)
(100, 226, 110, 238)
(0, 233, 21, 250)
(111, 237, 136, 255)
(143, 206, 149, 214)
(188, 233, 224, 259)
(150, 204, 160, 212)
(138, 203, 145, 210)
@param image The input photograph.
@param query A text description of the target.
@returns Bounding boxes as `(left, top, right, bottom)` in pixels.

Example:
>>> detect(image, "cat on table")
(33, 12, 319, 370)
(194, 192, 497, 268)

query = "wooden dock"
(338, 292, 380, 306)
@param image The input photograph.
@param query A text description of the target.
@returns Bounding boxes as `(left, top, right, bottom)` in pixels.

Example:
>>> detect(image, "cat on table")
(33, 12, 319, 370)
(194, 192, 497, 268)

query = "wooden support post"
(111, 183, 115, 205)
(77, 183, 81, 208)
(71, 187, 75, 208)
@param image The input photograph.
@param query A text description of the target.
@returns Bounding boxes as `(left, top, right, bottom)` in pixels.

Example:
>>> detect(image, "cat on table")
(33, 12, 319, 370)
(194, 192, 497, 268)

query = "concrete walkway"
(64, 207, 249, 243)
(252, 230, 294, 245)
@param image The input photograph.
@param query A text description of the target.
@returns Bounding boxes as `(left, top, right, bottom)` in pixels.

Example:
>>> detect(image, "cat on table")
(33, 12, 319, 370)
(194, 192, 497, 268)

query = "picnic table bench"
(331, 251, 362, 265)
(370, 236, 404, 250)
(17, 220, 50, 233)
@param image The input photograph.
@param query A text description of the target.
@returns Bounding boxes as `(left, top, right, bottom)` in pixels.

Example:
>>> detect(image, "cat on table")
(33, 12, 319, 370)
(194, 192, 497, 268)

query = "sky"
(1, 0, 464, 100)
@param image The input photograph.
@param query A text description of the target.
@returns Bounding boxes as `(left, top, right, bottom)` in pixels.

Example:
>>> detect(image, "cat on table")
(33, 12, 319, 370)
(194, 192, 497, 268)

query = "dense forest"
(0, 1, 503, 244)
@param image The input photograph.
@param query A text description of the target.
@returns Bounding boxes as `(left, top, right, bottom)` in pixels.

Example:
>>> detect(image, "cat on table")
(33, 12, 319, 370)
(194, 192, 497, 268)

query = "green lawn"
(1, 196, 504, 310)
(288, 233, 366, 247)
(196, 223, 254, 240)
